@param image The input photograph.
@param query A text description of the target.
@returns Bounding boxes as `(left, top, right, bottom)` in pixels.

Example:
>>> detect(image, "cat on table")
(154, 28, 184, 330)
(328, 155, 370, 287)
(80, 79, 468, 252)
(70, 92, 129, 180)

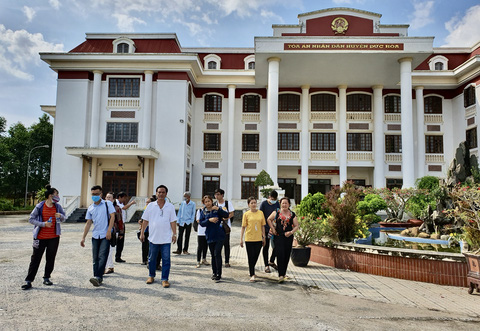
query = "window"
(386, 178, 403, 189)
(241, 176, 258, 199)
(278, 133, 299, 150)
(188, 84, 192, 105)
(187, 124, 191, 146)
(208, 61, 217, 69)
(243, 95, 260, 113)
(242, 134, 259, 151)
(204, 133, 221, 151)
(202, 175, 220, 197)
(424, 96, 442, 114)
(348, 179, 366, 187)
(385, 135, 402, 153)
(185, 172, 190, 192)
(205, 94, 222, 112)
(434, 62, 444, 70)
(106, 122, 138, 143)
(425, 135, 443, 153)
(385, 95, 401, 113)
(108, 78, 140, 98)
(116, 43, 129, 53)
(347, 94, 371, 112)
(311, 94, 336, 112)
(347, 133, 372, 151)
(311, 133, 336, 151)
(279, 94, 300, 112)
(248, 62, 255, 69)
(466, 127, 478, 149)
(464, 85, 476, 108)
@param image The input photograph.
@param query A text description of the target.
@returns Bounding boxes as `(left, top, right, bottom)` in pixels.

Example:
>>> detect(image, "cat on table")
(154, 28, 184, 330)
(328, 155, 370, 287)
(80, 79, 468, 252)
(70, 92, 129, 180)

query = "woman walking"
(104, 192, 124, 274)
(267, 197, 299, 283)
(240, 197, 265, 282)
(21, 185, 66, 290)
(199, 195, 229, 282)
(195, 207, 209, 268)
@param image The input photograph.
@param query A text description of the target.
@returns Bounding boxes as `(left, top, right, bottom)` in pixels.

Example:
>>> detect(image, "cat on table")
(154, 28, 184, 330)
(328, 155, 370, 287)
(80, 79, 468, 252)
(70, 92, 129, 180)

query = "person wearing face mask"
(174, 192, 196, 255)
(80, 185, 115, 287)
(21, 184, 66, 290)
(259, 190, 279, 273)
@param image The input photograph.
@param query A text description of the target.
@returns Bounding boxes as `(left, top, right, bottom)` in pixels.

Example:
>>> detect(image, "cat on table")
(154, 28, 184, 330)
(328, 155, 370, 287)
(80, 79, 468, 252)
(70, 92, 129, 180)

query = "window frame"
(311, 93, 336, 112)
(385, 135, 402, 153)
(424, 96, 443, 114)
(425, 135, 444, 154)
(384, 95, 401, 113)
(204, 54, 221, 70)
(242, 133, 259, 152)
(311, 132, 336, 151)
(202, 175, 220, 197)
(278, 132, 300, 151)
(278, 93, 300, 112)
(466, 127, 478, 150)
(204, 94, 222, 112)
(347, 133, 372, 151)
(464, 85, 476, 108)
(242, 94, 260, 113)
(106, 122, 139, 143)
(203, 133, 221, 151)
(347, 93, 372, 112)
(108, 77, 140, 98)
(241, 176, 258, 199)
(386, 178, 403, 190)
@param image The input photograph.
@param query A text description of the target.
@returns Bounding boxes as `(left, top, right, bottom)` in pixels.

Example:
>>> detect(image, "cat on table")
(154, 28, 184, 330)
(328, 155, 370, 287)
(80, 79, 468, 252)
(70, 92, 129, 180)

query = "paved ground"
(0, 215, 479, 330)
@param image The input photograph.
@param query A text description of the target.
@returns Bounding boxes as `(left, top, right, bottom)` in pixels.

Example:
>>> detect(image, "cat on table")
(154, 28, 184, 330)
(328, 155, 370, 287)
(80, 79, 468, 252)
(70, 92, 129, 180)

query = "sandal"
(249, 275, 256, 282)
(265, 266, 271, 273)
(269, 262, 278, 270)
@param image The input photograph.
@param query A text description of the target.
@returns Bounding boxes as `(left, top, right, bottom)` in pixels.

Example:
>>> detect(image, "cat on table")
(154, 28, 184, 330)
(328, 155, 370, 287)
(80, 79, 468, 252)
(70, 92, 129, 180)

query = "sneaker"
(249, 275, 256, 282)
(146, 277, 154, 284)
(162, 280, 170, 288)
(172, 250, 181, 255)
(202, 259, 210, 266)
(196, 263, 201, 268)
(105, 268, 114, 274)
(115, 258, 126, 263)
(214, 276, 221, 283)
(43, 278, 53, 286)
(21, 281, 32, 290)
(278, 276, 285, 283)
(211, 274, 217, 280)
(89, 277, 101, 287)
(183, 250, 190, 255)
(225, 263, 231, 268)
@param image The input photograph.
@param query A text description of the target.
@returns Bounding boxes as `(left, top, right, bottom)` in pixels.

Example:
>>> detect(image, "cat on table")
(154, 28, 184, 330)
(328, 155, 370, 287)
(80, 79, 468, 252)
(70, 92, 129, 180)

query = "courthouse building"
(40, 7, 480, 211)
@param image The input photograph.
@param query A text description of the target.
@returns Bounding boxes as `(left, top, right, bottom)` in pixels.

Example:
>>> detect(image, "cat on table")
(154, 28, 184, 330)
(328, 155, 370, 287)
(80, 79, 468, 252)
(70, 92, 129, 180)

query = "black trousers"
(197, 235, 208, 262)
(223, 233, 230, 264)
(208, 240, 224, 278)
(262, 235, 276, 266)
(274, 235, 294, 277)
(141, 231, 161, 266)
(115, 227, 125, 260)
(25, 236, 60, 282)
(246, 241, 262, 276)
(177, 223, 192, 252)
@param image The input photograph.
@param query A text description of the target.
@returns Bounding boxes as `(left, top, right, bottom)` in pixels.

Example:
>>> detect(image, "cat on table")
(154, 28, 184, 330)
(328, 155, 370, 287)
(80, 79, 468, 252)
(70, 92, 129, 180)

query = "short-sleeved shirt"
(86, 200, 116, 239)
(215, 200, 234, 228)
(242, 210, 266, 242)
(142, 200, 177, 244)
(259, 200, 280, 231)
(116, 199, 126, 222)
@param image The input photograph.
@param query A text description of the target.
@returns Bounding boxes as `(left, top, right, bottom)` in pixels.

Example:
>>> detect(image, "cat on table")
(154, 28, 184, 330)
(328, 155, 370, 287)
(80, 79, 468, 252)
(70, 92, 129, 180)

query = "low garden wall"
(309, 243, 468, 287)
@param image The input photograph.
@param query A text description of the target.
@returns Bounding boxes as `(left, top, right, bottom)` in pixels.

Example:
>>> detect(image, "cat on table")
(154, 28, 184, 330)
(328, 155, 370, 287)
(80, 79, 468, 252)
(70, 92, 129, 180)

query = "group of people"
(21, 184, 298, 290)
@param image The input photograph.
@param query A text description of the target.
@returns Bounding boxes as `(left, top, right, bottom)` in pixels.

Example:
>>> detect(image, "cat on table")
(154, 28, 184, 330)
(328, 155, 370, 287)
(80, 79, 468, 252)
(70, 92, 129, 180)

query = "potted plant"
(254, 169, 274, 199)
(446, 184, 480, 294)
(366, 187, 417, 227)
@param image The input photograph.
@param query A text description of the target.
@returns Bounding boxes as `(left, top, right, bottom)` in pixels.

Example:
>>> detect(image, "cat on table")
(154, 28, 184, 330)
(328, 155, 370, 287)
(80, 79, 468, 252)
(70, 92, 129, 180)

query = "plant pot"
(408, 219, 424, 227)
(291, 246, 311, 267)
(463, 252, 480, 294)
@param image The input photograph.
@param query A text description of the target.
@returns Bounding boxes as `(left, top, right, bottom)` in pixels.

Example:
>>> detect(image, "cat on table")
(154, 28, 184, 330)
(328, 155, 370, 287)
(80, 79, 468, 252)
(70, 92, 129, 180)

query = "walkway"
(230, 244, 479, 317)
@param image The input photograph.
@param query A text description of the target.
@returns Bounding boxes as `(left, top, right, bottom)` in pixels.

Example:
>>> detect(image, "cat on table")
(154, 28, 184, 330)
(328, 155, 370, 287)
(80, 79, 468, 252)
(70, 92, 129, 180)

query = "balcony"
(310, 112, 336, 121)
(105, 143, 138, 149)
(385, 154, 402, 162)
(347, 152, 373, 161)
(310, 152, 337, 161)
(425, 154, 444, 163)
(107, 98, 140, 109)
(278, 112, 300, 122)
(203, 151, 222, 160)
(466, 105, 476, 118)
(424, 114, 443, 123)
(384, 114, 401, 122)
(204, 113, 222, 122)
(242, 113, 260, 123)
(278, 151, 300, 161)
(241, 152, 260, 161)
(347, 112, 372, 121)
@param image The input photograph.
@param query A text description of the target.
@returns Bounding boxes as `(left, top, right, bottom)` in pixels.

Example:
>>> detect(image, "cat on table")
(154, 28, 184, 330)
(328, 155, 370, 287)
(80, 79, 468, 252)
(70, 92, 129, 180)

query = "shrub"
(296, 192, 328, 218)
(254, 170, 274, 198)
(0, 198, 14, 211)
(357, 193, 387, 225)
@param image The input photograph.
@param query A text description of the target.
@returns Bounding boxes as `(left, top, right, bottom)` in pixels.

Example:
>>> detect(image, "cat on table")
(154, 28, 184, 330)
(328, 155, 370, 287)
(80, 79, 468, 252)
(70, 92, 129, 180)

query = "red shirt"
(37, 204, 59, 239)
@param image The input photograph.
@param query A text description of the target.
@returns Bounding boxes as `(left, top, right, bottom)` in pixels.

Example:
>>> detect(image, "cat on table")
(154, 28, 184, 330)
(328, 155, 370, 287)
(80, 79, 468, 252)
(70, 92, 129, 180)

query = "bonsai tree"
(296, 192, 328, 219)
(294, 215, 323, 247)
(366, 187, 417, 222)
(357, 193, 387, 225)
(254, 169, 274, 198)
(294, 192, 330, 246)
(406, 176, 439, 220)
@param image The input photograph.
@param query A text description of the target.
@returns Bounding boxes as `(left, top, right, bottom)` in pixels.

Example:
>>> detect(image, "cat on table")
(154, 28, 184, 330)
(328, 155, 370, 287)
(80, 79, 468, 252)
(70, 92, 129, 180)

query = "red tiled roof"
(198, 53, 253, 70)
(69, 39, 181, 53)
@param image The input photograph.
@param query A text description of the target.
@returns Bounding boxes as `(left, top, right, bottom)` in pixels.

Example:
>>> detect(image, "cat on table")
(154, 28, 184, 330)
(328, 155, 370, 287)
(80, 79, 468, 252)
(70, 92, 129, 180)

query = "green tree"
(254, 169, 274, 198)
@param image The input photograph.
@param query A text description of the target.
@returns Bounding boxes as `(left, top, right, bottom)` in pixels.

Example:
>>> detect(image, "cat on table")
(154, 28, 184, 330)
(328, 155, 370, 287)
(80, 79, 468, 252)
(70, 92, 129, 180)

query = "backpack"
(214, 201, 231, 235)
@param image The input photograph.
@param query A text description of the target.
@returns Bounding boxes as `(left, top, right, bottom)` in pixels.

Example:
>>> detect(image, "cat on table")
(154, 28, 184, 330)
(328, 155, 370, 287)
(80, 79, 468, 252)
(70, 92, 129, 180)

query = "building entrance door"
(102, 171, 137, 197)
(278, 178, 301, 204)
(308, 179, 331, 195)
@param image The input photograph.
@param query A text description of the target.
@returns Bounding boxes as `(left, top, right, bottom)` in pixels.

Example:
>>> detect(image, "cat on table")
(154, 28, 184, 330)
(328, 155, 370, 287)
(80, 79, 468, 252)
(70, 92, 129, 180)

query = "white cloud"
(0, 25, 64, 81)
(22, 6, 36, 22)
(112, 13, 146, 31)
(409, 1, 434, 29)
(444, 5, 480, 47)
(49, 0, 61, 10)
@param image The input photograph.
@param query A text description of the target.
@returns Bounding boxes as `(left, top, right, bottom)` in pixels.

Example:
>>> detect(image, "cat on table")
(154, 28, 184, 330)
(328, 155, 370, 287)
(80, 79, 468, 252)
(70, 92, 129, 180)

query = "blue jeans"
(208, 240, 224, 278)
(92, 237, 110, 280)
(148, 242, 171, 281)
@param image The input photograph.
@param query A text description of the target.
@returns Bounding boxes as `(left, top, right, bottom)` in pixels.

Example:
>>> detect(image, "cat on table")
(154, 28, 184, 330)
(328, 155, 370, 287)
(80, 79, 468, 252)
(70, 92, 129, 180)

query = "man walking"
(81, 185, 115, 287)
(259, 190, 280, 273)
(140, 185, 177, 288)
(214, 188, 234, 267)
(174, 192, 196, 255)
(115, 192, 136, 263)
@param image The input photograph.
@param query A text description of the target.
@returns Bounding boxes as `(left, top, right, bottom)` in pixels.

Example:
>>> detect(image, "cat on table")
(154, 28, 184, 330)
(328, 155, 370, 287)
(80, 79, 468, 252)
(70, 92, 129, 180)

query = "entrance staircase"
(66, 208, 87, 223)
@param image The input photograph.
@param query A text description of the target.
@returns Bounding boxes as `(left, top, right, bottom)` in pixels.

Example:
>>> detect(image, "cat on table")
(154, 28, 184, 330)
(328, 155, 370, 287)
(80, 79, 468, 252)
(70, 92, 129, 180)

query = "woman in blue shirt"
(199, 195, 229, 282)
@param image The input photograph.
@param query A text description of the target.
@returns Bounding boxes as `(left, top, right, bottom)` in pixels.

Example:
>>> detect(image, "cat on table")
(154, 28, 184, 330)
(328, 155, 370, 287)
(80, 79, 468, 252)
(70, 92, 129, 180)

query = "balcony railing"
(466, 105, 476, 118)
(425, 154, 444, 163)
(424, 114, 443, 123)
(107, 98, 140, 109)
(105, 143, 139, 149)
(203, 151, 222, 160)
(384, 114, 401, 122)
(347, 112, 372, 121)
(278, 151, 300, 161)
(278, 112, 301, 121)
(242, 113, 260, 122)
(204, 113, 222, 122)
(347, 152, 373, 161)
(241, 152, 260, 161)
(310, 112, 336, 121)
(385, 154, 402, 162)
(310, 152, 337, 161)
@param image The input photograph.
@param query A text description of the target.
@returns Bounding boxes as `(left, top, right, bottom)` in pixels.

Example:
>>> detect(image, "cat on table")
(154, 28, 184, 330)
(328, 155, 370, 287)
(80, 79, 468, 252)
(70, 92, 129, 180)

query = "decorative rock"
(440, 235, 450, 241)
(418, 232, 430, 238)
(400, 229, 411, 237)
(410, 227, 419, 237)
(430, 233, 441, 239)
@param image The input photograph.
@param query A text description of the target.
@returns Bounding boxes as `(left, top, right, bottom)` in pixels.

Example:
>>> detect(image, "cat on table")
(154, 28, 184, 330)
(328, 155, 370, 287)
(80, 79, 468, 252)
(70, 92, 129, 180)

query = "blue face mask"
(52, 196, 60, 203)
(92, 196, 101, 202)
(269, 199, 276, 204)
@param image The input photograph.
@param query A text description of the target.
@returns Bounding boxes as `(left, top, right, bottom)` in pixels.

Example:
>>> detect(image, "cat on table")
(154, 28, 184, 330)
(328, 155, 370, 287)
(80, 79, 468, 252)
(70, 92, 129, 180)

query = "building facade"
(41, 8, 480, 211)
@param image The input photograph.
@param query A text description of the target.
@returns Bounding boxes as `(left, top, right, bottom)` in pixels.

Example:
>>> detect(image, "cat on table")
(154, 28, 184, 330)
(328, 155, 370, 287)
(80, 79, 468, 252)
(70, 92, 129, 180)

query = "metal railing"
(63, 196, 80, 219)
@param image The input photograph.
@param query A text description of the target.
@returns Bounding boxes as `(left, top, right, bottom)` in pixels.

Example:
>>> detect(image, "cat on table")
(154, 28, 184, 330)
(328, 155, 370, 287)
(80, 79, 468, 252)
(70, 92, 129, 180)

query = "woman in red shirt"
(22, 185, 65, 290)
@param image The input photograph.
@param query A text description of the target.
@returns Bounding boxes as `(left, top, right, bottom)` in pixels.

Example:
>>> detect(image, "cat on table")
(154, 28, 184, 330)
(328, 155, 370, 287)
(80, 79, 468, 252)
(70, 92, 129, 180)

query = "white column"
(373, 86, 384, 188)
(267, 57, 280, 185)
(90, 70, 103, 148)
(139, 158, 150, 197)
(142, 71, 153, 149)
(399, 58, 415, 188)
(226, 84, 236, 199)
(301, 85, 310, 199)
(338, 85, 347, 186)
(415, 86, 425, 179)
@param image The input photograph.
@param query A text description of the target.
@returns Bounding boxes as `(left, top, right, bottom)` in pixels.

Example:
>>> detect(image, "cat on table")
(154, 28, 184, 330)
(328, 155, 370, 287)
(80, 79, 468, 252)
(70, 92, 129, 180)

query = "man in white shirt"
(115, 192, 136, 263)
(140, 185, 177, 288)
(214, 188, 234, 267)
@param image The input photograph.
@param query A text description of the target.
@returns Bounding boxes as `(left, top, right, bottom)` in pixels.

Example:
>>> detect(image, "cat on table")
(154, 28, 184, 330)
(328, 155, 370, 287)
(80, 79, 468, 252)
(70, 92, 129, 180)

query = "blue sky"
(1, 0, 480, 129)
